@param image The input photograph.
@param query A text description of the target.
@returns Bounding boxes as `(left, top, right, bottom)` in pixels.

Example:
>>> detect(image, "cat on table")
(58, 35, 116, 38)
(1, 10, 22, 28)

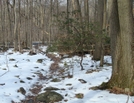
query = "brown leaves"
(29, 84, 43, 94)
(109, 87, 134, 95)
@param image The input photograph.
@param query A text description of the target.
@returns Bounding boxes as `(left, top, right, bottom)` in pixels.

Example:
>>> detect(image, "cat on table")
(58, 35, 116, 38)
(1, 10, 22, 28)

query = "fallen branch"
(126, 94, 129, 103)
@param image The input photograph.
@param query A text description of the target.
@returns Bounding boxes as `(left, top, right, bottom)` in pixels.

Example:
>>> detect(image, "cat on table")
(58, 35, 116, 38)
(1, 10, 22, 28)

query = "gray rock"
(51, 78, 61, 82)
(26, 77, 33, 80)
(66, 83, 72, 86)
(14, 65, 18, 67)
(17, 87, 26, 95)
(78, 79, 87, 83)
(9, 58, 15, 61)
(20, 80, 25, 83)
(75, 93, 84, 99)
(37, 91, 64, 103)
(44, 87, 60, 91)
(37, 59, 43, 63)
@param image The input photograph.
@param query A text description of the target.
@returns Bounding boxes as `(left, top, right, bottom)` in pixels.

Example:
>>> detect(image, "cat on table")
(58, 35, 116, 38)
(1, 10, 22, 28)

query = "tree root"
(89, 82, 134, 96)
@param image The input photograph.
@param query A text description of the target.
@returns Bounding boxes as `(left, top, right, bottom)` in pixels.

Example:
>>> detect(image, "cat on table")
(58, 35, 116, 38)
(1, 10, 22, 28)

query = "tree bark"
(18, 0, 21, 51)
(84, 0, 89, 26)
(49, 0, 53, 44)
(108, 0, 134, 93)
(92, 0, 104, 61)
(13, 0, 18, 51)
(100, 0, 107, 67)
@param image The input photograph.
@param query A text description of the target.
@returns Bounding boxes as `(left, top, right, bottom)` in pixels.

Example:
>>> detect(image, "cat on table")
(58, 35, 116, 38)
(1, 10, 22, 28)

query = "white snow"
(0, 47, 133, 103)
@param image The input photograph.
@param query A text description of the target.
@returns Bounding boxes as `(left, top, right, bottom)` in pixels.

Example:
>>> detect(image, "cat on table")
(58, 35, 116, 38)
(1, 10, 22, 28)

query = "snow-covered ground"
(0, 47, 133, 103)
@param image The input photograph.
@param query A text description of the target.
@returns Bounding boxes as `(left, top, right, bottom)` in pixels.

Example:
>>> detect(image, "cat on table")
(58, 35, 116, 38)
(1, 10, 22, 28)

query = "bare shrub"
(46, 53, 61, 62)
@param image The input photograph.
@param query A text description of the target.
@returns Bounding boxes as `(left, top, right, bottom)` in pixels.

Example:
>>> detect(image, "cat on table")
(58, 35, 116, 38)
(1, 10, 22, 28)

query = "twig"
(126, 94, 129, 103)
(0, 53, 10, 77)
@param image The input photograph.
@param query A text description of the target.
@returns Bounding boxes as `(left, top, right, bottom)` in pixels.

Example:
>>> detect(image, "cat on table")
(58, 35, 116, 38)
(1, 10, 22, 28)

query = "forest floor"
(0, 46, 133, 103)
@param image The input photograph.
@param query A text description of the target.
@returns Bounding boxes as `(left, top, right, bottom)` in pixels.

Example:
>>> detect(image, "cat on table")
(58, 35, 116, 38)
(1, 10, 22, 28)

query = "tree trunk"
(29, 0, 33, 50)
(84, 0, 89, 26)
(1, 1, 6, 46)
(40, 0, 45, 45)
(18, 0, 21, 52)
(72, 0, 82, 23)
(49, 0, 53, 44)
(13, 0, 18, 51)
(100, 0, 107, 67)
(92, 0, 104, 61)
(6, 0, 13, 44)
(72, 0, 84, 70)
(66, 0, 69, 34)
(108, 0, 134, 94)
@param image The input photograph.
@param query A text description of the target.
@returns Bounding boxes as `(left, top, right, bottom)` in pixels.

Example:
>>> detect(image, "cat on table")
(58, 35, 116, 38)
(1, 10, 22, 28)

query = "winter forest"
(0, 0, 134, 103)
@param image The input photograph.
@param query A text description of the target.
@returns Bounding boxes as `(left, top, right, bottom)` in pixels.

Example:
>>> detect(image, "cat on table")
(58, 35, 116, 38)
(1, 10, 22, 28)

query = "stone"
(28, 51, 36, 55)
(17, 87, 26, 95)
(20, 80, 25, 83)
(75, 93, 84, 99)
(9, 58, 15, 61)
(2, 68, 7, 70)
(26, 77, 33, 80)
(37, 59, 43, 63)
(14, 65, 18, 67)
(36, 91, 64, 103)
(78, 79, 87, 83)
(51, 78, 61, 82)
(44, 87, 60, 91)
(66, 83, 72, 86)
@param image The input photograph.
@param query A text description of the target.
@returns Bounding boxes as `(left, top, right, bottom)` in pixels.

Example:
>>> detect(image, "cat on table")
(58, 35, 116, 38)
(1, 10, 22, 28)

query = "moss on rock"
(36, 91, 63, 103)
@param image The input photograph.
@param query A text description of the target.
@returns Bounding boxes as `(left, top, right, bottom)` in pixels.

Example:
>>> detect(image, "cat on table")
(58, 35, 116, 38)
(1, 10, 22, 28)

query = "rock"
(64, 99, 68, 102)
(9, 58, 15, 61)
(22, 99, 34, 103)
(14, 65, 18, 67)
(26, 59, 30, 62)
(26, 77, 33, 80)
(8, 53, 13, 55)
(78, 79, 87, 84)
(37, 59, 43, 63)
(0, 83, 5, 86)
(28, 51, 36, 55)
(17, 87, 26, 95)
(65, 94, 68, 96)
(51, 78, 61, 82)
(36, 91, 64, 103)
(61, 88, 66, 90)
(34, 67, 39, 68)
(44, 87, 60, 91)
(83, 63, 88, 65)
(86, 69, 100, 74)
(14, 75, 19, 78)
(75, 93, 84, 99)
(67, 74, 73, 78)
(32, 75, 35, 77)
(2, 68, 7, 70)
(20, 80, 25, 83)
(66, 83, 72, 86)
